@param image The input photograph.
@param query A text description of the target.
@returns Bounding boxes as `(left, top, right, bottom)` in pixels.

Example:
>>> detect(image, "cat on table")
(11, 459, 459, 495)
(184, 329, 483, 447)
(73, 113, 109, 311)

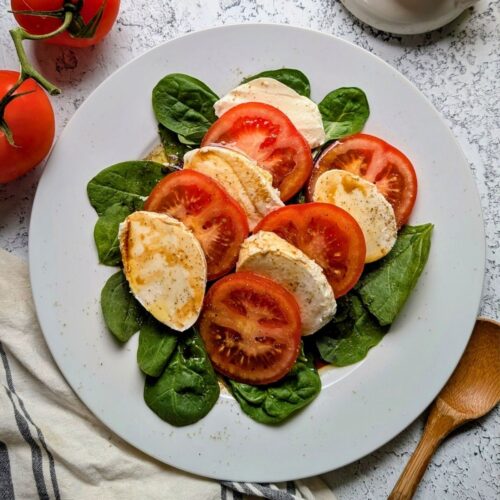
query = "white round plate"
(29, 24, 484, 482)
(340, 0, 475, 35)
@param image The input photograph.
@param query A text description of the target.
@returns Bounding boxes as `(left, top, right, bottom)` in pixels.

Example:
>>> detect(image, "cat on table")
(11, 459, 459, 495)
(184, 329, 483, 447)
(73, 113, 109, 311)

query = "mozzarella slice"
(119, 211, 207, 331)
(214, 77, 326, 148)
(237, 231, 336, 336)
(312, 170, 397, 263)
(183, 146, 283, 230)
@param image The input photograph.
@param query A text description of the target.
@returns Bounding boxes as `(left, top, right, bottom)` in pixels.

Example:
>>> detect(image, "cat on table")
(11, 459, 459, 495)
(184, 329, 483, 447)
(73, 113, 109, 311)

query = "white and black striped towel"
(0, 248, 337, 500)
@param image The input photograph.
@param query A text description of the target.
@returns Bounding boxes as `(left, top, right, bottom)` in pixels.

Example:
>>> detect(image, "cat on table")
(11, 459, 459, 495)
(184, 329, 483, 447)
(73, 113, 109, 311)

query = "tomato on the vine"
(11, 0, 120, 48)
(0, 71, 55, 184)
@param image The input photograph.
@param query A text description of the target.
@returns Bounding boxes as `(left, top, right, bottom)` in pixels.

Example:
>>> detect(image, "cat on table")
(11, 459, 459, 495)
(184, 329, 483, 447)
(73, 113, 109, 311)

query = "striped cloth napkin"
(0, 248, 336, 500)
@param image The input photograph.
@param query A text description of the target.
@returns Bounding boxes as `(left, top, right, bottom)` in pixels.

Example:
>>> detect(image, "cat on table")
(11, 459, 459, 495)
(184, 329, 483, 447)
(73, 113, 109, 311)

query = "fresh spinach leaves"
(242, 68, 311, 97)
(288, 189, 307, 205)
(177, 133, 198, 146)
(93, 202, 133, 266)
(357, 224, 433, 325)
(158, 124, 190, 168)
(101, 270, 145, 342)
(228, 349, 321, 425)
(137, 316, 178, 377)
(87, 161, 168, 215)
(319, 87, 369, 141)
(315, 224, 432, 365)
(315, 294, 389, 366)
(152, 73, 219, 144)
(144, 329, 220, 426)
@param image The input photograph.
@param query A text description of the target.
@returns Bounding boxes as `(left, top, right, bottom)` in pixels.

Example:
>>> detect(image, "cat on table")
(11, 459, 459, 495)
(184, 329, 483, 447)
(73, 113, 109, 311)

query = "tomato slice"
(308, 134, 417, 227)
(144, 170, 249, 280)
(202, 102, 313, 201)
(254, 203, 366, 297)
(199, 272, 301, 384)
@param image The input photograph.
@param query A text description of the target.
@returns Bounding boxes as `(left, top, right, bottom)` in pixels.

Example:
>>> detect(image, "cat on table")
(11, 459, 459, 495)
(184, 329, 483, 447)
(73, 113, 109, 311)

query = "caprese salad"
(87, 69, 433, 427)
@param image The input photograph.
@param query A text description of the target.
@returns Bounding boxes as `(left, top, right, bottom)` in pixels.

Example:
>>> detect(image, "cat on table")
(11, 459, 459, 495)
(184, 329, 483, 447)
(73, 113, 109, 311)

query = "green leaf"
(87, 161, 169, 216)
(93, 203, 133, 266)
(287, 189, 306, 205)
(101, 271, 145, 342)
(319, 87, 369, 141)
(228, 349, 321, 425)
(357, 224, 434, 325)
(144, 329, 220, 426)
(152, 74, 219, 144)
(315, 295, 389, 367)
(242, 68, 311, 97)
(137, 316, 178, 377)
(177, 134, 198, 146)
(158, 124, 190, 168)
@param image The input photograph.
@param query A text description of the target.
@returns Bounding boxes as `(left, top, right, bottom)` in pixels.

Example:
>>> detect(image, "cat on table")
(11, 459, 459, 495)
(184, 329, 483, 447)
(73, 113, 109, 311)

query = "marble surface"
(0, 1, 498, 498)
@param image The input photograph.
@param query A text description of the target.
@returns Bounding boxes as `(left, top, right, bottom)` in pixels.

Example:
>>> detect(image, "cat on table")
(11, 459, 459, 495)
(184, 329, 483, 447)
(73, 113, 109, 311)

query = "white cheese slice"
(312, 170, 397, 263)
(119, 211, 207, 331)
(237, 231, 336, 336)
(183, 146, 283, 230)
(214, 77, 326, 148)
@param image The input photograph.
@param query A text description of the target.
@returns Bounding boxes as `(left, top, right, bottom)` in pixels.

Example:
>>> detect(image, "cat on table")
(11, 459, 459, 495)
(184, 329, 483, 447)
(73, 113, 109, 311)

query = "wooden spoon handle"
(389, 405, 457, 500)
(388, 431, 442, 499)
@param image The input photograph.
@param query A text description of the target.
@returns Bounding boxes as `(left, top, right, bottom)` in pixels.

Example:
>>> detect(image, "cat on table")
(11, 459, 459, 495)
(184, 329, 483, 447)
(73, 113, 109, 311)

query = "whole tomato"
(11, 0, 120, 48)
(0, 71, 55, 183)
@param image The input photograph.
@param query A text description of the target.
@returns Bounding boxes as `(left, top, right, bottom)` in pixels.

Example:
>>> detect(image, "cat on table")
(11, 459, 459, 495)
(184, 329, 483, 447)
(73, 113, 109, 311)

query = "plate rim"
(28, 23, 486, 481)
(339, 0, 469, 35)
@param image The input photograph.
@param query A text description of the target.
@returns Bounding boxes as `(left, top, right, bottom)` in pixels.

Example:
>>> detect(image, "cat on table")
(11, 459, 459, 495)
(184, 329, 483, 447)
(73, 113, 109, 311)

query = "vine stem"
(0, 9, 75, 145)
(8, 10, 74, 98)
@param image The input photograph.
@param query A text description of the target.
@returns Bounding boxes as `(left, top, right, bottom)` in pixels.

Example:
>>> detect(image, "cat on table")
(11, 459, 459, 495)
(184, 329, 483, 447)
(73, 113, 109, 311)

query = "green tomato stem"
(0, 7, 76, 144)
(9, 10, 74, 96)
(10, 8, 66, 18)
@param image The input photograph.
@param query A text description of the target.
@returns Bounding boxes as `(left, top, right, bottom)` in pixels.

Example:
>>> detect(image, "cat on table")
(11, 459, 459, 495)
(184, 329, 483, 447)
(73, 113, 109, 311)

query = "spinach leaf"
(287, 189, 306, 205)
(101, 270, 145, 342)
(228, 349, 321, 425)
(158, 124, 190, 168)
(357, 224, 433, 326)
(177, 133, 198, 146)
(87, 161, 167, 215)
(315, 295, 389, 366)
(137, 316, 178, 377)
(144, 329, 219, 426)
(319, 87, 369, 141)
(314, 224, 433, 365)
(93, 203, 133, 266)
(152, 73, 219, 144)
(242, 68, 311, 97)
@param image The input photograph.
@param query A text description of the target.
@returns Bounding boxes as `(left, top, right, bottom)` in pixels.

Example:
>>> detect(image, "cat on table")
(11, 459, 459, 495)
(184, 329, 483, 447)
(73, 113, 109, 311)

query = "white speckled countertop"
(0, 1, 498, 498)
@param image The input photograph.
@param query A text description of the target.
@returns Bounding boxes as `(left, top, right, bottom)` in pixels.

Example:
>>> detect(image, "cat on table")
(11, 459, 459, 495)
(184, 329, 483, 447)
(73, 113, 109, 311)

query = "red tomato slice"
(202, 102, 313, 201)
(199, 272, 301, 384)
(254, 203, 366, 298)
(144, 170, 249, 280)
(308, 134, 417, 227)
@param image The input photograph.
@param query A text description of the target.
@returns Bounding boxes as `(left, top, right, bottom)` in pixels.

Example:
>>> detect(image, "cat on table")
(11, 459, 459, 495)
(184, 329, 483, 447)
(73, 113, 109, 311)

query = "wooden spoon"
(389, 318, 500, 500)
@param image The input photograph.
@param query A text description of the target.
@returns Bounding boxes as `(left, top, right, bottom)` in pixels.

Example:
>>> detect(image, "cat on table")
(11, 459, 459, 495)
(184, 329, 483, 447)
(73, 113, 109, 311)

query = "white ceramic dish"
(340, 0, 478, 35)
(29, 24, 484, 482)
